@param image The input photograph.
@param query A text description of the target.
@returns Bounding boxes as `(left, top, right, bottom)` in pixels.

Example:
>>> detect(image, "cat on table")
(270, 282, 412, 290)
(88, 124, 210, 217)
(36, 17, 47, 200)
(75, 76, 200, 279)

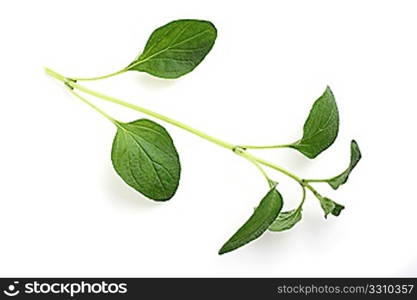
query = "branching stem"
(68, 89, 117, 124)
(45, 67, 235, 151)
(45, 67, 324, 202)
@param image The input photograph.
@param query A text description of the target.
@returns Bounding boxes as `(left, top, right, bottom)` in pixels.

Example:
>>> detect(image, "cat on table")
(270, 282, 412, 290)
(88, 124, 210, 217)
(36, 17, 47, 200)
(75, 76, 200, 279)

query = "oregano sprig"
(45, 19, 362, 255)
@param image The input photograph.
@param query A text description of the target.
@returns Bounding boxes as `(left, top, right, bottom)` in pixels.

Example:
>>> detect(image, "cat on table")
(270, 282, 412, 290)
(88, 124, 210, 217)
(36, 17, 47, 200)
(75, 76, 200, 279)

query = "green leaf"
(111, 119, 181, 201)
(127, 19, 217, 78)
(269, 207, 302, 232)
(318, 196, 344, 218)
(269, 208, 302, 232)
(326, 140, 361, 189)
(218, 186, 283, 255)
(290, 86, 339, 158)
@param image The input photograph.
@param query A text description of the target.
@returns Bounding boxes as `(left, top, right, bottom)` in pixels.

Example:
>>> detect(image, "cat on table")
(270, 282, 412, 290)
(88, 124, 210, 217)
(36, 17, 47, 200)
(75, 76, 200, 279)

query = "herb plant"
(45, 19, 361, 255)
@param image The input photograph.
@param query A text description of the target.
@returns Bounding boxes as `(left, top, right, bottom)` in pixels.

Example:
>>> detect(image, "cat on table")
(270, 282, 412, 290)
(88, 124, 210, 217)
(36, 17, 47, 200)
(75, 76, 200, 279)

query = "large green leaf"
(326, 140, 361, 189)
(218, 186, 283, 255)
(290, 87, 339, 158)
(269, 208, 302, 232)
(111, 119, 181, 201)
(127, 19, 217, 78)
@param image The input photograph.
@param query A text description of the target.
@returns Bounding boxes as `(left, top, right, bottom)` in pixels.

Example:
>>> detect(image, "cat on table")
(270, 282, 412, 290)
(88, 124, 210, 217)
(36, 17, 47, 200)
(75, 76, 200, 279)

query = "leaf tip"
(306, 152, 320, 159)
(351, 139, 362, 158)
(332, 204, 345, 216)
(218, 244, 231, 255)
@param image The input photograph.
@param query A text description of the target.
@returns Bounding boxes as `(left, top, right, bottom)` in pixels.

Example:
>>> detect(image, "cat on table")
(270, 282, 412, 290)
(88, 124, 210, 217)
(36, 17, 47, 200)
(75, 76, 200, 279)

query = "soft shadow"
(252, 213, 330, 253)
(102, 168, 160, 210)
(281, 151, 312, 171)
(253, 229, 297, 253)
(133, 73, 178, 90)
(397, 258, 417, 276)
(302, 212, 333, 238)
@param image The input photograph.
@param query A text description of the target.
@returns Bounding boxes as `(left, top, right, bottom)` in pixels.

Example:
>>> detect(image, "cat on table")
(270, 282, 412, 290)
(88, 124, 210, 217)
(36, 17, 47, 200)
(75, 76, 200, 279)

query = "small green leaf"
(269, 208, 302, 232)
(318, 196, 344, 218)
(127, 19, 217, 78)
(218, 186, 283, 255)
(290, 86, 339, 158)
(326, 140, 361, 189)
(111, 119, 181, 201)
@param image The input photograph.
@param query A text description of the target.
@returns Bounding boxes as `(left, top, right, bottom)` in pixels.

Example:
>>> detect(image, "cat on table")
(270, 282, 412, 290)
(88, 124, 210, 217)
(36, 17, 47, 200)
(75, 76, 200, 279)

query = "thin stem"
(303, 181, 322, 199)
(249, 160, 271, 184)
(45, 67, 71, 83)
(243, 152, 303, 184)
(238, 147, 309, 203)
(73, 83, 235, 150)
(45, 67, 235, 151)
(237, 152, 321, 202)
(240, 144, 294, 150)
(71, 68, 127, 81)
(299, 184, 306, 206)
(68, 89, 117, 124)
(289, 184, 307, 211)
(235, 148, 271, 184)
(303, 178, 327, 183)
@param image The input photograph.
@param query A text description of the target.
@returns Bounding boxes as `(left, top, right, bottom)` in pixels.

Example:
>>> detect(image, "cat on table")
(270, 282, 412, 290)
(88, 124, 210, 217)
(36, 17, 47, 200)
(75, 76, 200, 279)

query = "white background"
(1, 0, 416, 277)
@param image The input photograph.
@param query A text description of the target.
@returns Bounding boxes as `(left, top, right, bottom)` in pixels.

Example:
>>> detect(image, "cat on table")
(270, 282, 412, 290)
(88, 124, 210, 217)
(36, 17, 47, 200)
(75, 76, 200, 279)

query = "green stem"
(243, 151, 303, 184)
(302, 181, 322, 198)
(304, 179, 327, 183)
(240, 144, 294, 150)
(234, 148, 272, 185)
(246, 151, 319, 204)
(69, 89, 117, 124)
(242, 150, 322, 201)
(45, 67, 235, 151)
(45, 67, 71, 83)
(298, 184, 306, 207)
(71, 68, 127, 81)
